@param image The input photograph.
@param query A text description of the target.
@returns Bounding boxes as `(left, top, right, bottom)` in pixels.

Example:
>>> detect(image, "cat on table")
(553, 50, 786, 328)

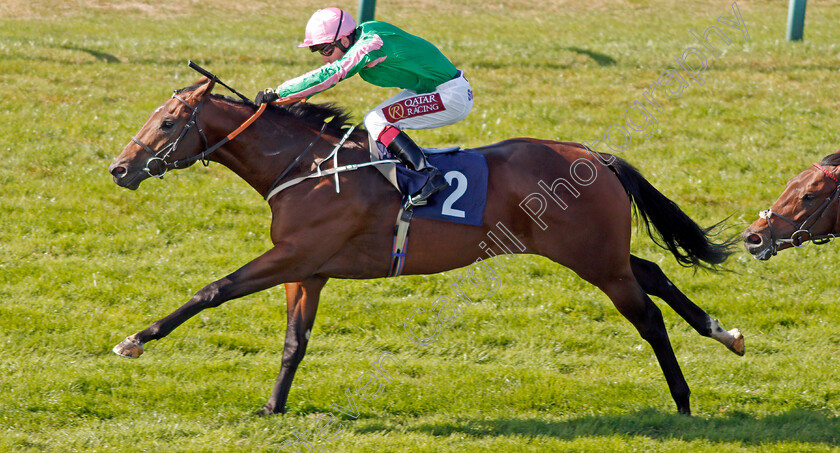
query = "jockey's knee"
(364, 110, 388, 139)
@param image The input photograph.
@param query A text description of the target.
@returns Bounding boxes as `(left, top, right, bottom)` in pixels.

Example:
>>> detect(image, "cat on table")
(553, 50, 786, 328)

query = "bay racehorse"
(109, 77, 744, 415)
(744, 151, 840, 259)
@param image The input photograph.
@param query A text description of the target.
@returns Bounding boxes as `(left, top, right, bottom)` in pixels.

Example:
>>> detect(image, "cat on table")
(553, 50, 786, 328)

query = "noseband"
(758, 163, 840, 254)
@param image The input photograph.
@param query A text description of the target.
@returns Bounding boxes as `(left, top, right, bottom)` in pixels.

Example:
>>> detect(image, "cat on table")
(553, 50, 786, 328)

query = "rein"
(265, 122, 329, 197)
(759, 163, 840, 254)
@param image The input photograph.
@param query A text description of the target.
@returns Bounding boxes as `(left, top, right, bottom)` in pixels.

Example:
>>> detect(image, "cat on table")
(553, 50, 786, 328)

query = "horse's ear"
(190, 76, 216, 101)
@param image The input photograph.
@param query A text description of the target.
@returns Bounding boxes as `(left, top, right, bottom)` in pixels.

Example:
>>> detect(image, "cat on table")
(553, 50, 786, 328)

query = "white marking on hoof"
(708, 318, 745, 356)
(728, 328, 745, 356)
(113, 337, 144, 358)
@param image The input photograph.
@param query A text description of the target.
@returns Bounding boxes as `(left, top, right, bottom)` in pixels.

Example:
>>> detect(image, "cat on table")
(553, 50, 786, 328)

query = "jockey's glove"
(255, 89, 279, 104)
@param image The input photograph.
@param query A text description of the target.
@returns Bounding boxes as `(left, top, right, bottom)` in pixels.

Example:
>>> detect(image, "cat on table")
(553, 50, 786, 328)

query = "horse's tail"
(605, 154, 735, 269)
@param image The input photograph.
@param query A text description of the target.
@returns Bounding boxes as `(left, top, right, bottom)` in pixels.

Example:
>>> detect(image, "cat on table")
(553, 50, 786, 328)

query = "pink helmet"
(299, 8, 357, 47)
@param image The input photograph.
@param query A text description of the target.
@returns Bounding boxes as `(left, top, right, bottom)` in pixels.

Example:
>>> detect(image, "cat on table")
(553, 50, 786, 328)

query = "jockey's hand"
(255, 89, 279, 104)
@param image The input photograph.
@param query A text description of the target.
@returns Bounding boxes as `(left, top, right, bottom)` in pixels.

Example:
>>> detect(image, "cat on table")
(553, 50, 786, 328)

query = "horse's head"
(743, 153, 840, 260)
(109, 77, 217, 189)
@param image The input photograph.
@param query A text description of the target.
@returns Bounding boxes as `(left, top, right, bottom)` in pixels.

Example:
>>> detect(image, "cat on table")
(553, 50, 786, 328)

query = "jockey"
(256, 7, 474, 207)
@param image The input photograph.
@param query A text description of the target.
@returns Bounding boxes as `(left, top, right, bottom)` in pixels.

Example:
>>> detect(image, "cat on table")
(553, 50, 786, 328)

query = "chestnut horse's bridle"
(131, 93, 268, 179)
(130, 61, 272, 178)
(758, 163, 840, 254)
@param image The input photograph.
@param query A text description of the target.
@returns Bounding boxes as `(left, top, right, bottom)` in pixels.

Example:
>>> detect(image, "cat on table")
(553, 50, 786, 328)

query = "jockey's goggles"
(310, 42, 337, 56)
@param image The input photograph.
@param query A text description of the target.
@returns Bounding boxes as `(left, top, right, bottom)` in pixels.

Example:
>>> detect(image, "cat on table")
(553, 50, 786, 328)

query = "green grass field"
(2, 1, 840, 451)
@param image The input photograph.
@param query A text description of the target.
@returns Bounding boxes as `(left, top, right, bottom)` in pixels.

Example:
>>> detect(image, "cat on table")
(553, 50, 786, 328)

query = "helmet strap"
(332, 10, 344, 42)
(335, 30, 356, 53)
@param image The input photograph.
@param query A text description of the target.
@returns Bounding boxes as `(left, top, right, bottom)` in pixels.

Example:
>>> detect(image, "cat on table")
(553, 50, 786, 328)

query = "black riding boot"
(387, 131, 449, 206)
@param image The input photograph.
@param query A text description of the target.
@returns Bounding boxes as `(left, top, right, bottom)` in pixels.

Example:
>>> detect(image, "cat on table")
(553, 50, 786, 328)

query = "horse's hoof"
(728, 329, 745, 356)
(255, 406, 283, 417)
(113, 337, 144, 358)
(255, 402, 286, 416)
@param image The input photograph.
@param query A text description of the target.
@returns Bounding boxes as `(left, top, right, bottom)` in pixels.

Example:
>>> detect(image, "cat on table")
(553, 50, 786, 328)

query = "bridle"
(131, 92, 268, 178)
(758, 163, 840, 254)
(131, 93, 208, 178)
(127, 85, 395, 202)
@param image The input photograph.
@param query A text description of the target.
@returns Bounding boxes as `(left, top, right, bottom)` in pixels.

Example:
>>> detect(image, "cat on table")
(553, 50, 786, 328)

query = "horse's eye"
(802, 193, 816, 202)
(161, 120, 175, 130)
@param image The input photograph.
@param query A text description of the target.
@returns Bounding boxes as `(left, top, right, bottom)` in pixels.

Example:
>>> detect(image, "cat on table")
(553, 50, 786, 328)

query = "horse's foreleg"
(630, 255, 744, 356)
(113, 245, 302, 359)
(258, 276, 327, 416)
(600, 276, 692, 415)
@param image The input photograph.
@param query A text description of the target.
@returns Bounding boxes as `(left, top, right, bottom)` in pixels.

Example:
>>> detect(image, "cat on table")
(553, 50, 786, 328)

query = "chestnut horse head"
(109, 77, 220, 189)
(743, 152, 840, 260)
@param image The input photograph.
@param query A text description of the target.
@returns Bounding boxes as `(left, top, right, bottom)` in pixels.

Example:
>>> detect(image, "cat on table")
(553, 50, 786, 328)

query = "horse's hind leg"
(630, 255, 744, 356)
(258, 276, 327, 415)
(598, 273, 692, 414)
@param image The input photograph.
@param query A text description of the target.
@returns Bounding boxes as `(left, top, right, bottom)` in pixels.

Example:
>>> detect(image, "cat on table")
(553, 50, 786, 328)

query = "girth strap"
(388, 207, 414, 277)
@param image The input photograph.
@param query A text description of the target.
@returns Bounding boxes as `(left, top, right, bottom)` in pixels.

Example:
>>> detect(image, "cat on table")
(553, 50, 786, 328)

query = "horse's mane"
(819, 151, 840, 167)
(175, 82, 355, 133)
(279, 100, 355, 132)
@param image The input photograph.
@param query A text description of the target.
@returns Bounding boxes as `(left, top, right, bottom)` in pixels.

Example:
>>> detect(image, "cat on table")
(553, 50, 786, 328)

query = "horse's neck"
(204, 100, 368, 197)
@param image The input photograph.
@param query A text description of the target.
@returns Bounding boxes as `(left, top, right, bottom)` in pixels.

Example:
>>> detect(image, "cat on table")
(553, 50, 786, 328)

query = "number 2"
(441, 171, 468, 218)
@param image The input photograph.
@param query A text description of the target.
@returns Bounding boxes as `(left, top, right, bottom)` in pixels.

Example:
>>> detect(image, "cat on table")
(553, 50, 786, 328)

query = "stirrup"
(403, 194, 429, 209)
(403, 174, 448, 209)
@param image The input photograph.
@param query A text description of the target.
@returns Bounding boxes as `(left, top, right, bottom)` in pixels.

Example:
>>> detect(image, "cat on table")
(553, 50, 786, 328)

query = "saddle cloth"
(390, 148, 488, 226)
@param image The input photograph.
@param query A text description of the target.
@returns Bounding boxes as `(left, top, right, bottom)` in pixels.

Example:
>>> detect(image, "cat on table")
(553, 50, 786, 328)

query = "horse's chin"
(752, 248, 774, 261)
(113, 171, 149, 190)
(749, 242, 794, 261)
(744, 238, 775, 261)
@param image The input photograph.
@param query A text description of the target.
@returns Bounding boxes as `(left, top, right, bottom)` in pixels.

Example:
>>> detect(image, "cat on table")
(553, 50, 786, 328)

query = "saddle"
(370, 143, 460, 195)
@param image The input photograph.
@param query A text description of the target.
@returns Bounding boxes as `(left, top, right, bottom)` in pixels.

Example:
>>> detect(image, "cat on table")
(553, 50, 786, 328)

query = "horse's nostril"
(747, 233, 763, 245)
(111, 166, 127, 177)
